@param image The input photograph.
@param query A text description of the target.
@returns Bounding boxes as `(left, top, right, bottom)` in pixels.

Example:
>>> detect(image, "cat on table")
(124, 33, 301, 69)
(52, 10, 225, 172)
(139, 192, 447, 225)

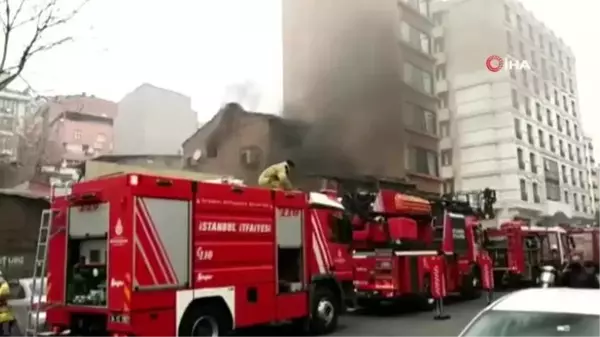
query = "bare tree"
(0, 0, 89, 91)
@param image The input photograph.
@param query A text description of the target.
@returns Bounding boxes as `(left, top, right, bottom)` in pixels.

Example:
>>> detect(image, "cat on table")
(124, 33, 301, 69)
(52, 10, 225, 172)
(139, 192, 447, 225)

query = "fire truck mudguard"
(176, 287, 235, 335)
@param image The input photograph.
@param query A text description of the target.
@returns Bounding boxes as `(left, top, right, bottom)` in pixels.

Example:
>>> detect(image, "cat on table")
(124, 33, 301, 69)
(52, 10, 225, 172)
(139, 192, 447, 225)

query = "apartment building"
(0, 89, 35, 161)
(583, 136, 599, 215)
(41, 94, 117, 180)
(114, 84, 197, 156)
(432, 0, 593, 224)
(282, 0, 441, 193)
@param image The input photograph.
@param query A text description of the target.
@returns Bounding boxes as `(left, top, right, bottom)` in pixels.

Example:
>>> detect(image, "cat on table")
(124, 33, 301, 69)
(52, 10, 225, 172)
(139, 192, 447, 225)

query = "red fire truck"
(41, 172, 355, 336)
(429, 190, 496, 299)
(485, 222, 572, 287)
(316, 177, 447, 310)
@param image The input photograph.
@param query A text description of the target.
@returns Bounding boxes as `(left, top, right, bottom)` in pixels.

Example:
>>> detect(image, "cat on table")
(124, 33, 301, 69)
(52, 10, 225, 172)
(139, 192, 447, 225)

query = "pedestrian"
(257, 160, 295, 190)
(0, 270, 16, 336)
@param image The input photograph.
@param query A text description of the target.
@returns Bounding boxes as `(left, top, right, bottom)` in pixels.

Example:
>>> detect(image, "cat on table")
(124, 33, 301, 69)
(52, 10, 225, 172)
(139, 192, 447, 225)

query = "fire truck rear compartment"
(66, 202, 109, 307)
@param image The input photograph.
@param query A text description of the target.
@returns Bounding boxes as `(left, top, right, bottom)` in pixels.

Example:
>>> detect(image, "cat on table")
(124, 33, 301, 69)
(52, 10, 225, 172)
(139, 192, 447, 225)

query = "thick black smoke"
(283, 3, 408, 180)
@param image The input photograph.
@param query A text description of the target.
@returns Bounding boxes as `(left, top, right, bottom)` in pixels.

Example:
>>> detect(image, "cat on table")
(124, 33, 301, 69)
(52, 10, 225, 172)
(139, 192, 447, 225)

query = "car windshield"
(462, 310, 600, 337)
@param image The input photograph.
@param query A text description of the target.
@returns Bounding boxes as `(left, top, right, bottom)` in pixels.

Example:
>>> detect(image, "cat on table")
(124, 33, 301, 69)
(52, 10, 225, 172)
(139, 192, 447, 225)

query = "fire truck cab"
(429, 190, 496, 299)
(486, 222, 571, 286)
(561, 225, 599, 272)
(44, 172, 352, 336)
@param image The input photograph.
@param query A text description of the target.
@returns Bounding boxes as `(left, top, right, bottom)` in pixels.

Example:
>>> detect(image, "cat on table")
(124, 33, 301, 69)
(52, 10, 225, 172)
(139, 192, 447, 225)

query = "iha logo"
(486, 55, 530, 72)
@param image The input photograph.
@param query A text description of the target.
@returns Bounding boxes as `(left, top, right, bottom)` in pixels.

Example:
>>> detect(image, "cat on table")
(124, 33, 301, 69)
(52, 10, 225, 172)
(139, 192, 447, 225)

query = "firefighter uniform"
(0, 271, 15, 336)
(257, 160, 295, 190)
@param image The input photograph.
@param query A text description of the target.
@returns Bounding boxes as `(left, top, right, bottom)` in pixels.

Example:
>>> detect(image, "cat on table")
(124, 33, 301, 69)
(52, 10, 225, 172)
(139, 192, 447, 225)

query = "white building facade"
(114, 84, 197, 156)
(432, 0, 594, 225)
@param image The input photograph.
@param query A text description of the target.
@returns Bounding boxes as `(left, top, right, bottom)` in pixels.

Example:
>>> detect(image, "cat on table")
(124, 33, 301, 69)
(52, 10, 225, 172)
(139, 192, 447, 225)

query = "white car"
(459, 288, 600, 336)
(7, 277, 48, 333)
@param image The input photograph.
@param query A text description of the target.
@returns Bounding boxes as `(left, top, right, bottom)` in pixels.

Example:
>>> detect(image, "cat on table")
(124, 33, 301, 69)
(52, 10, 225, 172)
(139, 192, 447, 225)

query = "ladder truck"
(315, 176, 449, 314)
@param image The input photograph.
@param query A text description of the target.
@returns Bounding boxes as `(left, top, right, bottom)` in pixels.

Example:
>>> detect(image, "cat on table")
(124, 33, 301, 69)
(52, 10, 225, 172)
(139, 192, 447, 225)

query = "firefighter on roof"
(258, 160, 295, 190)
(0, 270, 16, 336)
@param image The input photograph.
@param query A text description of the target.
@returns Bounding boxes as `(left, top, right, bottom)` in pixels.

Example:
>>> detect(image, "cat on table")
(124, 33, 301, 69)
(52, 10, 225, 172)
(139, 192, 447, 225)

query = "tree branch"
(0, 0, 90, 91)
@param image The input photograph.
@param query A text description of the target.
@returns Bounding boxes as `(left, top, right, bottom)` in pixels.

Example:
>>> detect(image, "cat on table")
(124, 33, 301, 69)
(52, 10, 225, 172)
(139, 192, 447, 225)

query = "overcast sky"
(17, 0, 600, 156)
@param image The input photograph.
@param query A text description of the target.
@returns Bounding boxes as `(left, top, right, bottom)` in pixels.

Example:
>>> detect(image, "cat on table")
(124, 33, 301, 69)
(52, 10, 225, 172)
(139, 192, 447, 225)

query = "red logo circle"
(486, 55, 504, 72)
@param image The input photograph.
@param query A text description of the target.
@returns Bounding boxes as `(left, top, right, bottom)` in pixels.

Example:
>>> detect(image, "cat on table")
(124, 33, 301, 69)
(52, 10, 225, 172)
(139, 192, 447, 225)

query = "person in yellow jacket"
(0, 270, 15, 336)
(258, 160, 295, 190)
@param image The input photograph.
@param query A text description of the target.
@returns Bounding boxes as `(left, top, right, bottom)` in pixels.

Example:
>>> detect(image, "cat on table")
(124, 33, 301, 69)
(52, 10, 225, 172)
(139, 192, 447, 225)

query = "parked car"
(459, 288, 599, 336)
(7, 277, 47, 334)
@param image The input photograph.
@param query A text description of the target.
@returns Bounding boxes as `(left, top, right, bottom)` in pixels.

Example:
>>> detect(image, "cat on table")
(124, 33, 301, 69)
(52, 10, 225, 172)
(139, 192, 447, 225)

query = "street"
(239, 292, 509, 336)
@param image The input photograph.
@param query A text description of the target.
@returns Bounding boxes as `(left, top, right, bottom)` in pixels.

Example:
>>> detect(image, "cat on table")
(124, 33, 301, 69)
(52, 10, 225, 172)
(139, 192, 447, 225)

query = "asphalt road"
(239, 291, 510, 336)
(332, 293, 506, 336)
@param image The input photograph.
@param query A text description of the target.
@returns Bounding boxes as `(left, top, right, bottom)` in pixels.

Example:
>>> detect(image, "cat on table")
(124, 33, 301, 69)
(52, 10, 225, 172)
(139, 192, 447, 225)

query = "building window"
(433, 37, 444, 52)
(568, 79, 574, 93)
(533, 75, 539, 94)
(406, 146, 439, 177)
(538, 129, 545, 148)
(73, 129, 82, 140)
(96, 133, 106, 143)
(544, 83, 550, 100)
(517, 148, 525, 170)
(405, 103, 436, 135)
(399, 21, 430, 54)
(570, 167, 576, 186)
(439, 121, 450, 138)
(556, 114, 562, 132)
(432, 12, 445, 25)
(511, 89, 519, 109)
(573, 193, 579, 211)
(564, 190, 569, 204)
(546, 109, 553, 126)
(403, 62, 433, 94)
(441, 149, 452, 166)
(532, 182, 540, 203)
(546, 180, 560, 201)
(571, 100, 576, 116)
(576, 147, 582, 164)
(436, 64, 446, 80)
(526, 124, 533, 145)
(516, 15, 522, 32)
(521, 69, 528, 87)
(579, 171, 585, 188)
(549, 134, 556, 152)
(535, 102, 542, 121)
(514, 118, 522, 140)
(520, 179, 528, 201)
(442, 179, 454, 194)
(507, 31, 513, 52)
(559, 139, 565, 157)
(567, 143, 573, 161)
(504, 4, 511, 22)
(560, 72, 566, 88)
(561, 164, 568, 183)
(529, 152, 537, 173)
(565, 120, 571, 137)
(524, 96, 531, 116)
(553, 89, 559, 106)
(574, 125, 579, 140)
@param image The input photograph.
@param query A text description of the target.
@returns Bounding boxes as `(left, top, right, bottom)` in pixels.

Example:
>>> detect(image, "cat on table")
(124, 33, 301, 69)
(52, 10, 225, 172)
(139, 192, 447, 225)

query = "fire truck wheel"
(178, 301, 232, 336)
(308, 287, 339, 335)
